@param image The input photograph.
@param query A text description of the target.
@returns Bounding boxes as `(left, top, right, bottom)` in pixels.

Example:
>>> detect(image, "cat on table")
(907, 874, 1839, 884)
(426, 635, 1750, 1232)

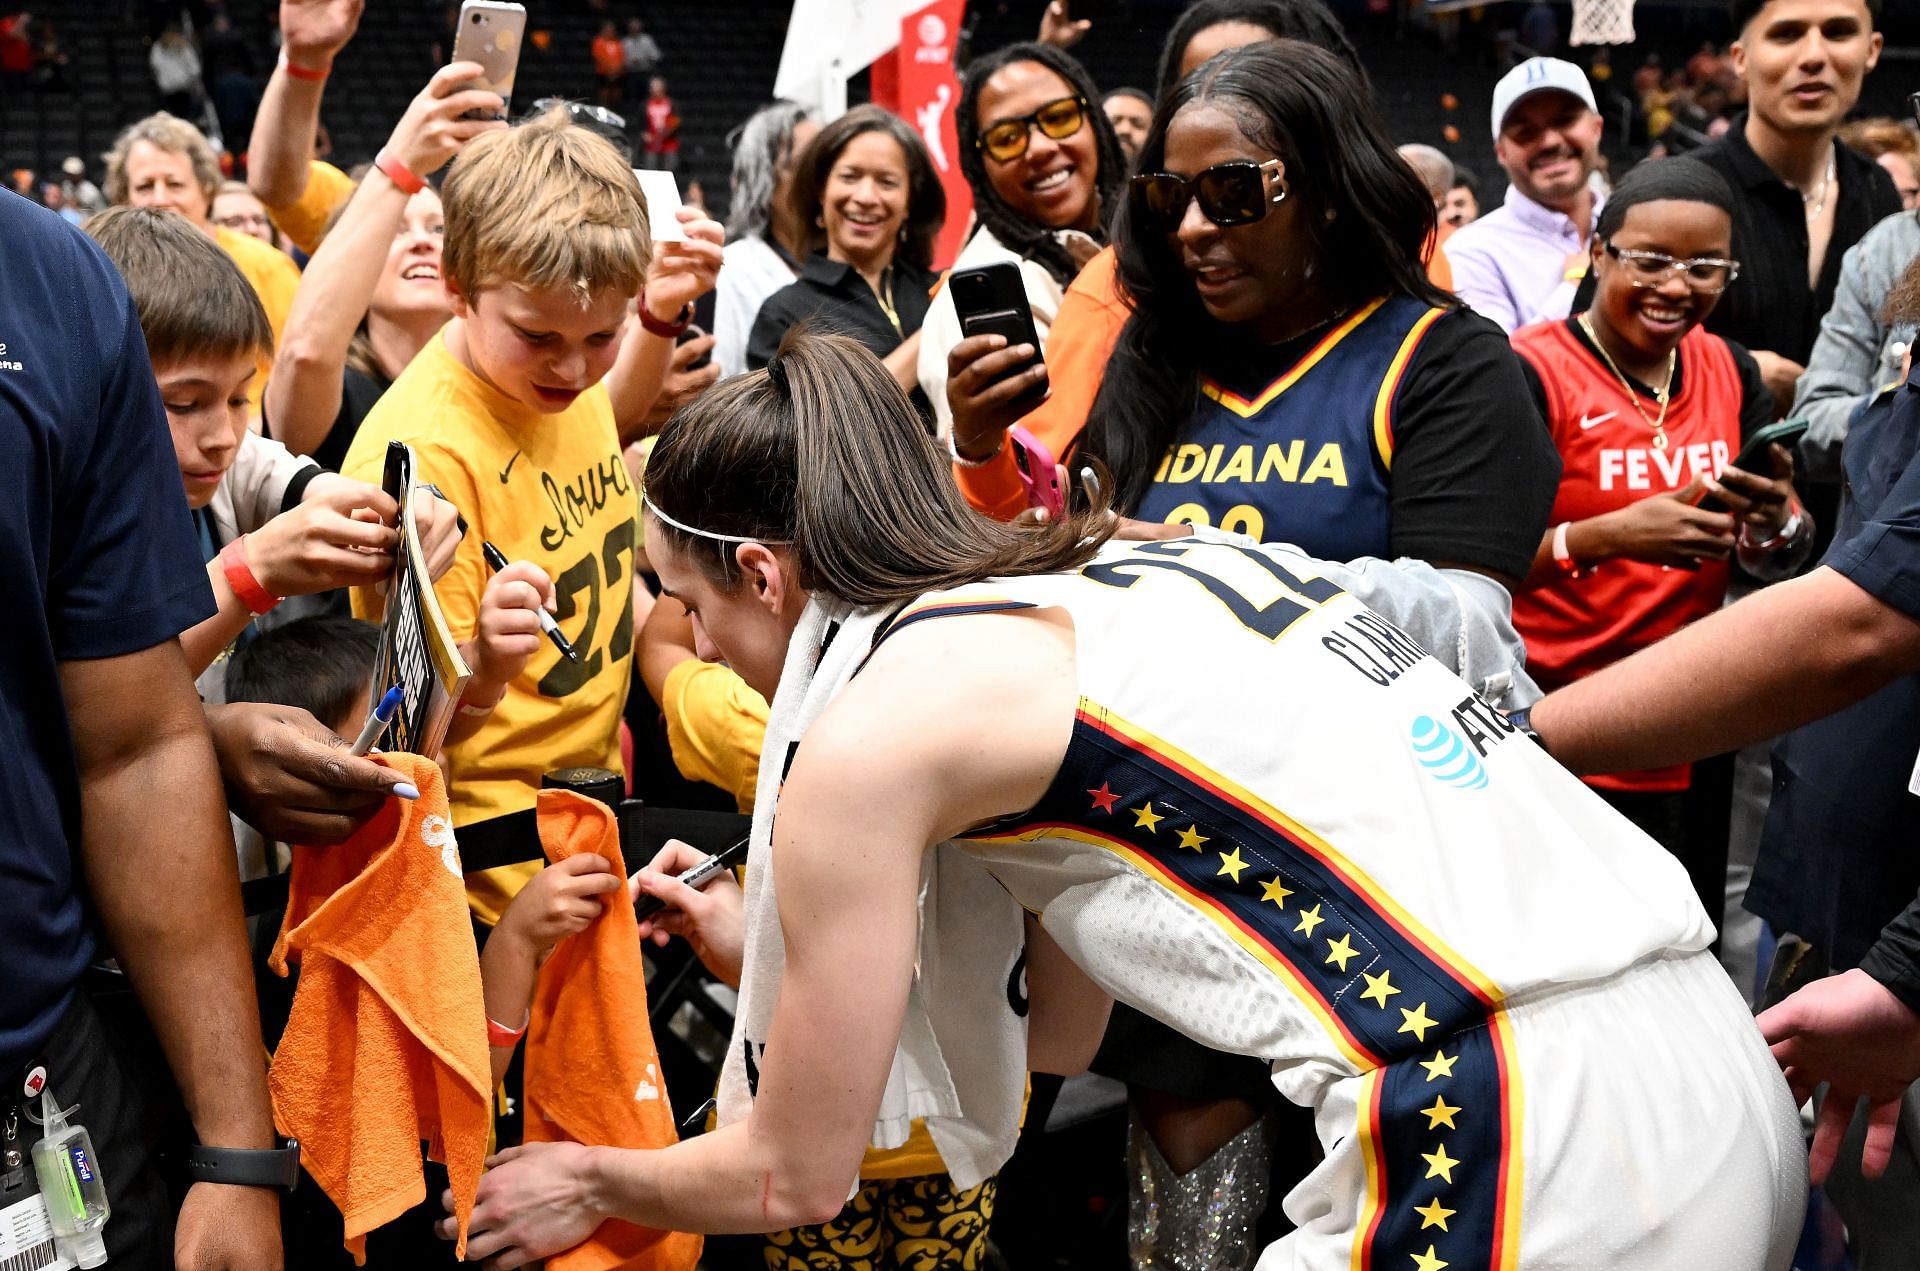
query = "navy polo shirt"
(0, 191, 215, 1070)
(1747, 367, 1920, 971)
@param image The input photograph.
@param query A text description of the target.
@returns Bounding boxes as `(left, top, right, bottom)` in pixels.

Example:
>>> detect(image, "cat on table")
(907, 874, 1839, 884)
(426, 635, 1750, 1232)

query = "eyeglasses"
(215, 212, 271, 233)
(975, 96, 1088, 162)
(1129, 159, 1286, 234)
(1603, 242, 1741, 293)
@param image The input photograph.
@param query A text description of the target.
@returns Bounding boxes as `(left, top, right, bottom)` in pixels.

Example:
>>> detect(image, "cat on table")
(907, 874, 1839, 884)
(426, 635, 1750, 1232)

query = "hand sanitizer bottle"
(29, 1087, 108, 1268)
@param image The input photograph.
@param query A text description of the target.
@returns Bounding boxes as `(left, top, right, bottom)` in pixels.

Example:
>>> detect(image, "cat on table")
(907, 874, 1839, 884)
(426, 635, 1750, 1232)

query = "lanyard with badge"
(1, 1061, 110, 1270)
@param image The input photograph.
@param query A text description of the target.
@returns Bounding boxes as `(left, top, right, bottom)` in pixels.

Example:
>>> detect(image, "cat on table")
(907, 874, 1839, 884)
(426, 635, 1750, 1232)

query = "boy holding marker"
(343, 105, 723, 927)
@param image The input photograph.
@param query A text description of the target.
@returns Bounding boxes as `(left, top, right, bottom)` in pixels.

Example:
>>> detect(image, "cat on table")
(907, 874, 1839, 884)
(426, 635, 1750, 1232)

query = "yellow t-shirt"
(660, 660, 767, 812)
(213, 223, 301, 416)
(343, 329, 637, 925)
(263, 159, 357, 256)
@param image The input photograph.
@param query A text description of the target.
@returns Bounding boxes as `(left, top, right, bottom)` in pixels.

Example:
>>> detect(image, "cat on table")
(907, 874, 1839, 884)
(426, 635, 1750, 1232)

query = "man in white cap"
(1441, 57, 1604, 333)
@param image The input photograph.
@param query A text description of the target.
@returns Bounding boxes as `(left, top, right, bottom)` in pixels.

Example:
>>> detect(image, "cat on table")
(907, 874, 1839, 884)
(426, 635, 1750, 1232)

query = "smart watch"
(184, 1138, 301, 1192)
(1504, 707, 1544, 748)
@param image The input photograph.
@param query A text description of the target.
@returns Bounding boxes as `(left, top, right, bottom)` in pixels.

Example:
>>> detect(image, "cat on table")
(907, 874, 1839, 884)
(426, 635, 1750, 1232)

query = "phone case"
(452, 1, 526, 118)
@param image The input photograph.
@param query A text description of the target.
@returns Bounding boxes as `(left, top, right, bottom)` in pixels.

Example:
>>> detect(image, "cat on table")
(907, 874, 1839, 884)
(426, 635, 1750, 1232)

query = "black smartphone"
(949, 261, 1045, 407)
(1696, 416, 1810, 512)
(675, 323, 712, 372)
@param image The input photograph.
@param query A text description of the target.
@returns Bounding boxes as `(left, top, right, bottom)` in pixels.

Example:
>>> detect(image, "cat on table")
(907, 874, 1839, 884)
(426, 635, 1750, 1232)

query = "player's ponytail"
(644, 328, 1113, 606)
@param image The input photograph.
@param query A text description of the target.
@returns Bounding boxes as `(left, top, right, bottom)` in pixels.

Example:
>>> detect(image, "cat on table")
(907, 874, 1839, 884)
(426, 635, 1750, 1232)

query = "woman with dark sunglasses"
(1072, 41, 1554, 585)
(1508, 158, 1810, 908)
(916, 42, 1126, 437)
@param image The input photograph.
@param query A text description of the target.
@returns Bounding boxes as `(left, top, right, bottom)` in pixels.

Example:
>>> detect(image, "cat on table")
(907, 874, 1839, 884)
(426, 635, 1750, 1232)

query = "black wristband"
(184, 1138, 301, 1192)
(1503, 706, 1544, 747)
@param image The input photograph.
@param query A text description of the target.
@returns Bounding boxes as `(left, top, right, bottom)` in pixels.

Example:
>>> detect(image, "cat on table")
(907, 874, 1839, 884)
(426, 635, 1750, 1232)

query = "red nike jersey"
(1510, 319, 1746, 792)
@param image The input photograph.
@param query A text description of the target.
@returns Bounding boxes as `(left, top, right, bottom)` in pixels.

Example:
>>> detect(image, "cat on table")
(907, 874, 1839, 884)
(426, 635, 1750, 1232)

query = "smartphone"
(451, 0, 526, 121)
(676, 323, 712, 372)
(950, 261, 1046, 411)
(1697, 416, 1811, 512)
(1009, 425, 1065, 519)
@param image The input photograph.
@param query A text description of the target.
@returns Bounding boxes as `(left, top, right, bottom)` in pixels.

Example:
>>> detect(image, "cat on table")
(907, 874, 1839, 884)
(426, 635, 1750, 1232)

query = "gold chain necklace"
(873, 267, 902, 337)
(1579, 314, 1676, 450)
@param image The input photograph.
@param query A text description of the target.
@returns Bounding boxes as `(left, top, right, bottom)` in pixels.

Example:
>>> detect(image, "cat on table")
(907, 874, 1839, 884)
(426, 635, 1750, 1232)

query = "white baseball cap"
(1490, 58, 1598, 142)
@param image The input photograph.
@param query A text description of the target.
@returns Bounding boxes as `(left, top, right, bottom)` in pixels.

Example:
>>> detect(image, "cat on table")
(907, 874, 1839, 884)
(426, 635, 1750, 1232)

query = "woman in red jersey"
(1509, 158, 1811, 897)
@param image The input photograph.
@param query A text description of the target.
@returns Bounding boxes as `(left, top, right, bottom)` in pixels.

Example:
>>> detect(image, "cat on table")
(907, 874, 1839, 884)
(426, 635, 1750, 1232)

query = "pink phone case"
(1009, 425, 1064, 519)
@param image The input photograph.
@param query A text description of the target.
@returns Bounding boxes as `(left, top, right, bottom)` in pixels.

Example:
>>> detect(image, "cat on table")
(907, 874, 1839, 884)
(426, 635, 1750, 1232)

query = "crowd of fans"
(7, 0, 1920, 1268)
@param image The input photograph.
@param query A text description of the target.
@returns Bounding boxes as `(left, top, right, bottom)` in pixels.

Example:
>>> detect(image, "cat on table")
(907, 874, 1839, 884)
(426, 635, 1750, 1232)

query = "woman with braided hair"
(916, 41, 1125, 435)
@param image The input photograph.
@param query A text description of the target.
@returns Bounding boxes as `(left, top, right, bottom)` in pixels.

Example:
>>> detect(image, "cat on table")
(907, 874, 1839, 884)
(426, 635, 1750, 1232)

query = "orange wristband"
(279, 52, 330, 81)
(220, 536, 279, 614)
(374, 148, 426, 195)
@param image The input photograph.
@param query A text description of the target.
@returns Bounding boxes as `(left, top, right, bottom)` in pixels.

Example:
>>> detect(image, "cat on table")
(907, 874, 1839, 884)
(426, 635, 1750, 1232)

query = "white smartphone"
(633, 168, 688, 242)
(451, 0, 526, 120)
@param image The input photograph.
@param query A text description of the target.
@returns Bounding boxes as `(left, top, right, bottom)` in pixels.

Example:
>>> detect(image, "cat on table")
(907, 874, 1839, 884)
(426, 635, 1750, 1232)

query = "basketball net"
(1570, 0, 1634, 45)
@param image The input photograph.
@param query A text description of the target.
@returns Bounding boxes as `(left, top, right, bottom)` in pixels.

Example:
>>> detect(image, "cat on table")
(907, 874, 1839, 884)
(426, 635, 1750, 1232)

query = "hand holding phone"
(1696, 416, 1809, 513)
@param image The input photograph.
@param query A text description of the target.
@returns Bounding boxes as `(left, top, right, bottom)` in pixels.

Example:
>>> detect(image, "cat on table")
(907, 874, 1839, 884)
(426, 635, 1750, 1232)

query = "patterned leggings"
(761, 1175, 997, 1270)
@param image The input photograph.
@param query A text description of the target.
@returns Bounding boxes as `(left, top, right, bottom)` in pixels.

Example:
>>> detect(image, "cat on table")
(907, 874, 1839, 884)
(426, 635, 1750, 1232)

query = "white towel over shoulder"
(714, 597, 1029, 1192)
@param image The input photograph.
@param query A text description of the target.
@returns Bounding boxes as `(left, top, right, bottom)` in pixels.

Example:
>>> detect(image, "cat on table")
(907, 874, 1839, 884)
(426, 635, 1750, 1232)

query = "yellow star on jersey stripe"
(1293, 903, 1325, 938)
(1359, 969, 1400, 1007)
(1421, 1143, 1459, 1184)
(1398, 1001, 1437, 1041)
(1132, 803, 1163, 832)
(1419, 1048, 1457, 1082)
(1176, 824, 1209, 851)
(1324, 933, 1359, 972)
(1414, 1197, 1455, 1232)
(1411, 1244, 1450, 1271)
(1257, 876, 1292, 907)
(1216, 846, 1249, 883)
(1420, 1095, 1460, 1130)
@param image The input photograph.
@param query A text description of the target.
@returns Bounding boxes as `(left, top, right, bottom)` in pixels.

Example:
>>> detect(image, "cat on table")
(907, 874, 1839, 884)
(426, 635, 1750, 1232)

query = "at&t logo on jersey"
(1410, 715, 1489, 791)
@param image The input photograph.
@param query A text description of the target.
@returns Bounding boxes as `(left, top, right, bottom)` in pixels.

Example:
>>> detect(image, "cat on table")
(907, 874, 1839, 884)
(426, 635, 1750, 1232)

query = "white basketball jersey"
(880, 538, 1711, 1098)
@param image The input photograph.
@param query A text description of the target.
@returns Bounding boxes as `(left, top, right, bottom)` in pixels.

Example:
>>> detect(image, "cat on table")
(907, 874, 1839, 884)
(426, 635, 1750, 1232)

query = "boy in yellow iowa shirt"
(344, 106, 719, 925)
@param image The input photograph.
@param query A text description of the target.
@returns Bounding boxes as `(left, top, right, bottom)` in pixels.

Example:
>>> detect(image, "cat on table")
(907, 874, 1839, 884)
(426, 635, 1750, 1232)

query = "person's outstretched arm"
(249, 0, 361, 208)
(451, 608, 1077, 1261)
(1530, 564, 1920, 773)
(61, 640, 283, 1269)
(265, 63, 502, 455)
(604, 209, 724, 441)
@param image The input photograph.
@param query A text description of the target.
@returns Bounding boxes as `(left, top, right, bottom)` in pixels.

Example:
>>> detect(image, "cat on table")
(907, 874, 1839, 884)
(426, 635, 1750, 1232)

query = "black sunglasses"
(1129, 159, 1287, 234)
(976, 96, 1089, 162)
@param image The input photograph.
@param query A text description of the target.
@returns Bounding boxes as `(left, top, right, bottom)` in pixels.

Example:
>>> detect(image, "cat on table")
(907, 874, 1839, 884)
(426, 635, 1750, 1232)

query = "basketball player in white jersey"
(452, 334, 1804, 1270)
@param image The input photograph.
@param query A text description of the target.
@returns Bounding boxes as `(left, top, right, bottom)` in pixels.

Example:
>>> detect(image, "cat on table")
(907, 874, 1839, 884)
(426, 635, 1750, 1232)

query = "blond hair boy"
(341, 108, 700, 924)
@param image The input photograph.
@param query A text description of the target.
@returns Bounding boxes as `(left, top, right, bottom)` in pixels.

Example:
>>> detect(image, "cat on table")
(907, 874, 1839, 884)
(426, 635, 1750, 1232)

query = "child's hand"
(410, 485, 465, 581)
(497, 853, 622, 957)
(642, 209, 724, 321)
(386, 60, 506, 178)
(474, 559, 556, 685)
(246, 478, 399, 597)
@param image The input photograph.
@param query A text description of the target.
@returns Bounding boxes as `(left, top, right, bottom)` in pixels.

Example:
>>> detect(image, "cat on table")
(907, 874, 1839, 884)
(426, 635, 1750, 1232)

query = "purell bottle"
(29, 1087, 108, 1268)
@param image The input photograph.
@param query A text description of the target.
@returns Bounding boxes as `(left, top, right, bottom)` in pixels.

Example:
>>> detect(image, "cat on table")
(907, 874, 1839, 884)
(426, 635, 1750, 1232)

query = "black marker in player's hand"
(632, 835, 751, 921)
(480, 540, 581, 663)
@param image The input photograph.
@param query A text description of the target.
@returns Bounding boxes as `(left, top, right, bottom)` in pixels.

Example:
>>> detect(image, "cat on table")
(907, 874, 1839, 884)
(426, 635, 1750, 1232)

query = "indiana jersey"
(1508, 319, 1746, 791)
(1132, 295, 1445, 559)
(877, 538, 1727, 1269)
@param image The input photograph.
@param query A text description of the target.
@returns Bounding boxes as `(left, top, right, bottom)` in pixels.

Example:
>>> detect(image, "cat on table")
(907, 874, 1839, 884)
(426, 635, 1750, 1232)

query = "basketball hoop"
(1570, 0, 1634, 46)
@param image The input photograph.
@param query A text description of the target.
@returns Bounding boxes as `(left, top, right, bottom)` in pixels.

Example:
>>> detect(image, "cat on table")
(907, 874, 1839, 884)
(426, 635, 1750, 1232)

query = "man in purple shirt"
(1442, 57, 1606, 333)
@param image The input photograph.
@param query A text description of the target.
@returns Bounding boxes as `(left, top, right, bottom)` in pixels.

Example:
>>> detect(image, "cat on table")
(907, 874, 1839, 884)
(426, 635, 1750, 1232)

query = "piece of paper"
(634, 169, 687, 241)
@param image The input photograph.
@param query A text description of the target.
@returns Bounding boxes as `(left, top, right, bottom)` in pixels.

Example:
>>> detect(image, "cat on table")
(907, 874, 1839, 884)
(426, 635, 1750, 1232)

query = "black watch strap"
(1504, 706, 1544, 747)
(184, 1138, 301, 1192)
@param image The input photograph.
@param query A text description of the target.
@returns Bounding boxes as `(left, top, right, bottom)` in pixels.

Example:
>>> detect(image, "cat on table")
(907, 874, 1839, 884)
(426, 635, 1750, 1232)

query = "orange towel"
(268, 753, 492, 1263)
(523, 790, 703, 1271)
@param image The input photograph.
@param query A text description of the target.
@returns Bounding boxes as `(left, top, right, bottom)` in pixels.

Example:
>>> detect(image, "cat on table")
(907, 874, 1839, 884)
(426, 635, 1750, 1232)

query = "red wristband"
(637, 288, 693, 338)
(374, 148, 426, 195)
(486, 1013, 529, 1047)
(220, 536, 280, 615)
(279, 53, 330, 81)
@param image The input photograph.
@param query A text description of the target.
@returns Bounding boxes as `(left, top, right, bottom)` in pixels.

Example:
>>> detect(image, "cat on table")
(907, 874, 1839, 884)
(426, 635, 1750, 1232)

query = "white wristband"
(944, 427, 1006, 469)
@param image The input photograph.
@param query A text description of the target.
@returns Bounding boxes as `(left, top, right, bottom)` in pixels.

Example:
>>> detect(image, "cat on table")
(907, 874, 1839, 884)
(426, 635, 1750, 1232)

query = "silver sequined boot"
(1127, 1106, 1281, 1270)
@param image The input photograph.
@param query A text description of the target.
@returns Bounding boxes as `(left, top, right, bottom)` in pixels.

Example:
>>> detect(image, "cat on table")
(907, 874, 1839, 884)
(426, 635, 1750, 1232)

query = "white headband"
(643, 492, 792, 545)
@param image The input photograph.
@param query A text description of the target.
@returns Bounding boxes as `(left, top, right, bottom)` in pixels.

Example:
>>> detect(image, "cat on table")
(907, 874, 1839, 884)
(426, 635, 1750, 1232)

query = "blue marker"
(350, 684, 406, 757)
